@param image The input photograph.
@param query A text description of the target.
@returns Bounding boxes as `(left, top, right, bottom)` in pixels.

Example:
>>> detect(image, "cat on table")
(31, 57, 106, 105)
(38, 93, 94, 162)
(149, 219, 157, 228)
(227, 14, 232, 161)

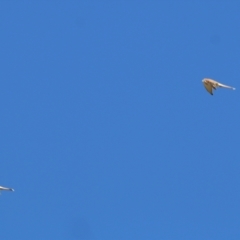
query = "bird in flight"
(202, 78, 236, 95)
(0, 186, 14, 192)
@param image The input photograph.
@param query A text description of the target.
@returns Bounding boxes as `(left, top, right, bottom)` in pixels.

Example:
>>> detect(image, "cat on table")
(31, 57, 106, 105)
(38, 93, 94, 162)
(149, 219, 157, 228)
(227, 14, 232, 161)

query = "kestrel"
(202, 78, 236, 95)
(0, 186, 14, 192)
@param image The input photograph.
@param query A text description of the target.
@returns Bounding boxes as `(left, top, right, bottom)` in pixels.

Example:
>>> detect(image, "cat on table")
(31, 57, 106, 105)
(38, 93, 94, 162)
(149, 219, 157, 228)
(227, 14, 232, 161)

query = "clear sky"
(0, 1, 240, 239)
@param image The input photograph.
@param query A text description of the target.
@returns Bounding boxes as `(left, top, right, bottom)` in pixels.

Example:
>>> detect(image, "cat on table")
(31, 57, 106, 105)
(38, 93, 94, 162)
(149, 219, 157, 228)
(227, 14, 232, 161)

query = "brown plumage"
(202, 78, 236, 95)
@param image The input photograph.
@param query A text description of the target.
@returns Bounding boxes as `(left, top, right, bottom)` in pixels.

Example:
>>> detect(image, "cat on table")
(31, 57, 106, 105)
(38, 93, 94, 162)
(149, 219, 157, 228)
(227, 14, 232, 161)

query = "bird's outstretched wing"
(0, 186, 14, 191)
(217, 82, 236, 90)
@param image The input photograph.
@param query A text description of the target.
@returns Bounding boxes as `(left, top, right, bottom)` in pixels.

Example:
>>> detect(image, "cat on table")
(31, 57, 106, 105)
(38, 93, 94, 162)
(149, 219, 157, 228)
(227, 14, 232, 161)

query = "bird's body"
(202, 78, 235, 95)
(0, 186, 14, 192)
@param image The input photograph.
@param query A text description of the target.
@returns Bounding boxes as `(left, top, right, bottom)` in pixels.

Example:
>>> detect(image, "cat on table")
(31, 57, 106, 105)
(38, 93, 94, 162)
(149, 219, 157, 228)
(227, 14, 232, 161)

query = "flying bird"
(202, 78, 236, 95)
(0, 186, 14, 192)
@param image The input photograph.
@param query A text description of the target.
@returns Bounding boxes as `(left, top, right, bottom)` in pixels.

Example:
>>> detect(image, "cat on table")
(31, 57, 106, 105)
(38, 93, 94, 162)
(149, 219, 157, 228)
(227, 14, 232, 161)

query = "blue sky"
(0, 1, 240, 239)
